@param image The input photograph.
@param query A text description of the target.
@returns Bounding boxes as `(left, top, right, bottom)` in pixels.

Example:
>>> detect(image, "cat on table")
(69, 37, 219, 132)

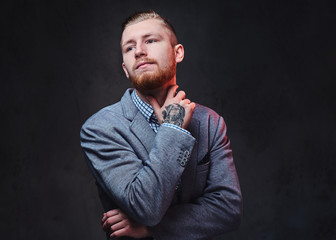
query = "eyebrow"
(121, 33, 162, 48)
(122, 39, 136, 48)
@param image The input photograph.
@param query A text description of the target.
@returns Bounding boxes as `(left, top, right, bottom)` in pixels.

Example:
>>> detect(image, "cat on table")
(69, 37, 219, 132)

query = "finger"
(102, 214, 124, 231)
(116, 211, 128, 219)
(167, 85, 179, 99)
(147, 96, 160, 111)
(103, 218, 112, 232)
(184, 102, 196, 111)
(175, 90, 186, 100)
(147, 96, 162, 124)
(105, 209, 120, 218)
(189, 102, 196, 111)
(102, 209, 119, 224)
(180, 99, 191, 105)
(110, 226, 130, 238)
(102, 213, 107, 224)
(111, 219, 129, 232)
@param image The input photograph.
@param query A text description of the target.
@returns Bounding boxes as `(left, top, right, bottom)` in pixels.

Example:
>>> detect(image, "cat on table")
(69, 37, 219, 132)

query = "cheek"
(123, 54, 133, 65)
(124, 60, 133, 71)
(161, 52, 175, 68)
(156, 51, 170, 64)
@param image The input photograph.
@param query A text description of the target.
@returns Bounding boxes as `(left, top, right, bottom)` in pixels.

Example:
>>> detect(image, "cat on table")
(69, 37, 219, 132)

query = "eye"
(146, 39, 156, 44)
(125, 46, 135, 52)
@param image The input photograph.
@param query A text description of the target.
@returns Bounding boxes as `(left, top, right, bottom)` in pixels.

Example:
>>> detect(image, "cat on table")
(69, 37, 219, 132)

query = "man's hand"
(147, 85, 196, 129)
(102, 209, 152, 239)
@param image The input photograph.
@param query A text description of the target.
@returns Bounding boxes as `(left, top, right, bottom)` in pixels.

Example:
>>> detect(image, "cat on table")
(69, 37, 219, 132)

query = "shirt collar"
(131, 90, 156, 123)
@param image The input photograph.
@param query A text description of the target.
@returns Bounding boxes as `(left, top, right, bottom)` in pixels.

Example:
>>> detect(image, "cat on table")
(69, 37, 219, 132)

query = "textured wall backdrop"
(1, 0, 335, 239)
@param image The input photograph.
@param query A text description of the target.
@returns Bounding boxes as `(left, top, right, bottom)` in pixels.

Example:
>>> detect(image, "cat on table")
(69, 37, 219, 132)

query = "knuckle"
(107, 209, 116, 217)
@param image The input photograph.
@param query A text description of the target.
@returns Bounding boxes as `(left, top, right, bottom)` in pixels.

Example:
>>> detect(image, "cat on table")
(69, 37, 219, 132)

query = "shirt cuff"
(162, 123, 191, 135)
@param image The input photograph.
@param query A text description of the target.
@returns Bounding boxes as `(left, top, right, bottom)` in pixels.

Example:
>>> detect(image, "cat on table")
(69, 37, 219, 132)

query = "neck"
(135, 79, 176, 107)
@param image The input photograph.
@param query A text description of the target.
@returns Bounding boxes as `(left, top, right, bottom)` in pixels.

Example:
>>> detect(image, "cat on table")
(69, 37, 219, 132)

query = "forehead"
(121, 19, 170, 44)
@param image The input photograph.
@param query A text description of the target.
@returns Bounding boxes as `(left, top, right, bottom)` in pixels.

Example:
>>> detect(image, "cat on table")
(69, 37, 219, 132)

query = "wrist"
(161, 123, 191, 135)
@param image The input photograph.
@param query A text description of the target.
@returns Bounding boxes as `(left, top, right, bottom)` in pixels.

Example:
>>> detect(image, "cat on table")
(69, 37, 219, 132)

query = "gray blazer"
(80, 89, 242, 240)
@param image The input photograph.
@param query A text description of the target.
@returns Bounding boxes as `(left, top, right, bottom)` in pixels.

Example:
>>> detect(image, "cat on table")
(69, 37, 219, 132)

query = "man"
(80, 11, 242, 239)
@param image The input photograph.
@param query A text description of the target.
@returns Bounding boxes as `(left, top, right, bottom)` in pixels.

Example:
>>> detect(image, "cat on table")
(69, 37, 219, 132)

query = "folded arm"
(101, 116, 242, 239)
(81, 121, 195, 226)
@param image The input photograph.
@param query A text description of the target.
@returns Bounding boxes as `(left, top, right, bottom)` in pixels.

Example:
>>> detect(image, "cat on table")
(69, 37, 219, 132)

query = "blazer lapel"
(120, 89, 156, 154)
(130, 111, 156, 154)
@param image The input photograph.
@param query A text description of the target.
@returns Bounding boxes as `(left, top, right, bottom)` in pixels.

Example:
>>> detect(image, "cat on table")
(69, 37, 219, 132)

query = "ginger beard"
(128, 57, 176, 93)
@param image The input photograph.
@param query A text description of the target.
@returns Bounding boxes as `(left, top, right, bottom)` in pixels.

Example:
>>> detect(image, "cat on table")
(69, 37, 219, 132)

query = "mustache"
(132, 58, 158, 70)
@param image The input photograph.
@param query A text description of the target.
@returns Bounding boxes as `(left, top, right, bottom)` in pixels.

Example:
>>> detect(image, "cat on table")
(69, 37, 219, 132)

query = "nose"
(134, 43, 146, 58)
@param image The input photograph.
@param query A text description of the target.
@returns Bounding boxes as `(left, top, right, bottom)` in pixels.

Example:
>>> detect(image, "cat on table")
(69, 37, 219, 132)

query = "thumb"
(146, 96, 163, 124)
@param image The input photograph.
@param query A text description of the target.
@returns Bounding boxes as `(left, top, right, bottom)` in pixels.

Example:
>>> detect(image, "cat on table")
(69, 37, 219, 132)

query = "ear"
(122, 62, 130, 79)
(174, 44, 184, 63)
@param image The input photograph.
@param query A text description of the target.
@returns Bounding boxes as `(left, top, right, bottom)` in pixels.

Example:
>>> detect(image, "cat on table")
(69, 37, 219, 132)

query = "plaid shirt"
(131, 90, 190, 135)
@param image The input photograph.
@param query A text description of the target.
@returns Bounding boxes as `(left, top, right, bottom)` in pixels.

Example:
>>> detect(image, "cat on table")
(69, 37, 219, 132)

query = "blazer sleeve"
(80, 115, 196, 226)
(149, 116, 243, 239)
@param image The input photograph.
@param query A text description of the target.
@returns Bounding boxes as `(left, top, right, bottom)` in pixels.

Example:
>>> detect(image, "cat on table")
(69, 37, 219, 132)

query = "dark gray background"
(1, 0, 335, 239)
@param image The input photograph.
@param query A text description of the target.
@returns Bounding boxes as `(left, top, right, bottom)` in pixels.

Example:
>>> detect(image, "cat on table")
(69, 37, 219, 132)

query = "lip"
(136, 61, 153, 70)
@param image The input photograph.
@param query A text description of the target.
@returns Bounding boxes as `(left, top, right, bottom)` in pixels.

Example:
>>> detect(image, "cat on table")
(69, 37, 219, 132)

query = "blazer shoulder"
(193, 103, 222, 124)
(81, 102, 124, 129)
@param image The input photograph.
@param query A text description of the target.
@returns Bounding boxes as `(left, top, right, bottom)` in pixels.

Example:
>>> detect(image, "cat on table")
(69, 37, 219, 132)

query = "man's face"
(121, 19, 180, 92)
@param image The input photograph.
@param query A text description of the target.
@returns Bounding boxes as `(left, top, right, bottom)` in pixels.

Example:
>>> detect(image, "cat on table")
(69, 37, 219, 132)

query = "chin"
(130, 62, 176, 93)
(132, 75, 170, 92)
